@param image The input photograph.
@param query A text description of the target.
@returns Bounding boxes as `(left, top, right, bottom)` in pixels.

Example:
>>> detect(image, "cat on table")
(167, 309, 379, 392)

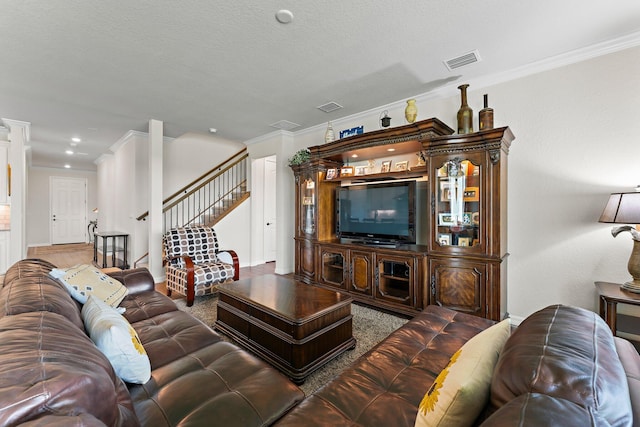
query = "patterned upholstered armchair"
(163, 226, 239, 306)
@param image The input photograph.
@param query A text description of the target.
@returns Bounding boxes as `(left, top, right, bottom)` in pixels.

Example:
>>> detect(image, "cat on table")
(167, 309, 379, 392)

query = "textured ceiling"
(1, 1, 640, 170)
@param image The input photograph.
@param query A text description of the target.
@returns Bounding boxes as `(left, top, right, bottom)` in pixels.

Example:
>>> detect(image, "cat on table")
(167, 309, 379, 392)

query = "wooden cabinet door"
(429, 257, 486, 317)
(318, 246, 347, 289)
(375, 253, 414, 307)
(349, 250, 373, 296)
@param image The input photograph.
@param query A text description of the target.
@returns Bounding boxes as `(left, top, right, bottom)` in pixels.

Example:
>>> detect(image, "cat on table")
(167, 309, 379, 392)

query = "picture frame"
(325, 168, 337, 180)
(458, 237, 471, 247)
(340, 166, 354, 177)
(380, 160, 392, 173)
(438, 213, 455, 226)
(462, 212, 473, 225)
(395, 160, 409, 171)
(354, 166, 367, 176)
(438, 233, 451, 246)
(439, 180, 451, 202)
(463, 187, 479, 202)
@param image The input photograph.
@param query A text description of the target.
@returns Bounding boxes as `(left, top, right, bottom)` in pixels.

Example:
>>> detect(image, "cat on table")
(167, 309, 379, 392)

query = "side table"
(595, 281, 640, 350)
(94, 231, 129, 269)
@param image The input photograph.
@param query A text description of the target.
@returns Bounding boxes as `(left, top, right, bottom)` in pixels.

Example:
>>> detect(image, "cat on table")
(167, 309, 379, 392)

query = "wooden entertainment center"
(291, 118, 514, 320)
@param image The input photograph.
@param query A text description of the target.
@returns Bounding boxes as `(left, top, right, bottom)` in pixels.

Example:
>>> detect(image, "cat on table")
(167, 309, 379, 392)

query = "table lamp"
(599, 189, 640, 291)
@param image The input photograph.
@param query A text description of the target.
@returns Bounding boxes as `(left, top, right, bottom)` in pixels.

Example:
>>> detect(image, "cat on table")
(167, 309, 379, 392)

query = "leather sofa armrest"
(615, 336, 640, 426)
(218, 249, 239, 280)
(107, 267, 155, 294)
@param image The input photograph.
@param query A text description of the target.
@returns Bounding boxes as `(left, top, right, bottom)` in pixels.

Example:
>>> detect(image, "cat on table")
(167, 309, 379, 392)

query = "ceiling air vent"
(444, 50, 482, 71)
(269, 120, 301, 131)
(317, 101, 343, 113)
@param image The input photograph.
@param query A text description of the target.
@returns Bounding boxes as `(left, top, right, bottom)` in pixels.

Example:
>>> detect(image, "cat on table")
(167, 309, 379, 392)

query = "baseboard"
(508, 314, 525, 326)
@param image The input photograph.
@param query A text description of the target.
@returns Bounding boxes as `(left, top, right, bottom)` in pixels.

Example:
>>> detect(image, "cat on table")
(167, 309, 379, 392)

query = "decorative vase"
(324, 122, 335, 143)
(456, 84, 473, 134)
(478, 94, 494, 131)
(404, 99, 418, 123)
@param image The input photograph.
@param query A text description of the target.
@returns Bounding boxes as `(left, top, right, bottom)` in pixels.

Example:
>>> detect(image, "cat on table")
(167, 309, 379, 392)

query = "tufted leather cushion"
(276, 305, 495, 427)
(490, 304, 632, 426)
(121, 287, 304, 426)
(0, 274, 84, 329)
(0, 311, 137, 426)
(3, 258, 58, 288)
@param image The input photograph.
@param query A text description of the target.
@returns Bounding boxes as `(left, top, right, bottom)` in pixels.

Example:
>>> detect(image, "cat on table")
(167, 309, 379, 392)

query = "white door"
(51, 177, 87, 244)
(264, 156, 277, 262)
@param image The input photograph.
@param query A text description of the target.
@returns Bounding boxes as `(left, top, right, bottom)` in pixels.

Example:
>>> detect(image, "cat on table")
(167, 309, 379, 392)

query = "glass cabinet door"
(300, 177, 316, 235)
(435, 158, 481, 248)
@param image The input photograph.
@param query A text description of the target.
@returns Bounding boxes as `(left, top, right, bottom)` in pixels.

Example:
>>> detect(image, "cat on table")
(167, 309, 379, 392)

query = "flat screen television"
(336, 181, 416, 244)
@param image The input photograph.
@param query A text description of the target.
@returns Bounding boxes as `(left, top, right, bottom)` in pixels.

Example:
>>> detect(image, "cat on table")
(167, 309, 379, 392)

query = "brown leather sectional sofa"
(1, 259, 638, 426)
(0, 260, 303, 426)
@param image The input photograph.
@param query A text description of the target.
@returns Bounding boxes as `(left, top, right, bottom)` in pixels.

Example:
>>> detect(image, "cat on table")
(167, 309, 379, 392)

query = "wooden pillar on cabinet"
(148, 119, 164, 281)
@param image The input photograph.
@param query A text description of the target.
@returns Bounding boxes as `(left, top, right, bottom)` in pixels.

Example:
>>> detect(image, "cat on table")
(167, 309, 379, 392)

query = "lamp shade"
(599, 192, 640, 224)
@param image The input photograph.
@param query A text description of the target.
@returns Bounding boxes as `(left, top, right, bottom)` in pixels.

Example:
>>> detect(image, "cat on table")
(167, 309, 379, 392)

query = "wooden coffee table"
(216, 274, 355, 384)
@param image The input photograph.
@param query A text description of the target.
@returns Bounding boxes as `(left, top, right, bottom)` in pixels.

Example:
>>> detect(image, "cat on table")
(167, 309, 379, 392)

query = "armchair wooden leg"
(167, 288, 172, 297)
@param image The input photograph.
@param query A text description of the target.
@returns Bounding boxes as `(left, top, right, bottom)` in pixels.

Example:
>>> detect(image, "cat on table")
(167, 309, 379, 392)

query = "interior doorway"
(263, 155, 277, 262)
(50, 176, 88, 244)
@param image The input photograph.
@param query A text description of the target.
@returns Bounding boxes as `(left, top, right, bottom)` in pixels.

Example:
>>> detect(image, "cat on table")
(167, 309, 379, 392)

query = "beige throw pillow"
(414, 318, 511, 427)
(50, 264, 128, 307)
(82, 295, 151, 384)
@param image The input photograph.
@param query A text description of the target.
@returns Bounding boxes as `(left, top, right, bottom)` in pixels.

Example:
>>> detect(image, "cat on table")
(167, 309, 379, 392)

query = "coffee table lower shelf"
(216, 300, 356, 384)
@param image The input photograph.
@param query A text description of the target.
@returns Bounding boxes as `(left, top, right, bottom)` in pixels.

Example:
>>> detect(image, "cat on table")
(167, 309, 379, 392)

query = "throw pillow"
(50, 264, 128, 307)
(414, 318, 511, 427)
(81, 295, 151, 384)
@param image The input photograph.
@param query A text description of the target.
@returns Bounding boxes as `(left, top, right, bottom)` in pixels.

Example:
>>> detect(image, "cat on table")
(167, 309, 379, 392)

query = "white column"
(3, 119, 30, 264)
(148, 120, 164, 281)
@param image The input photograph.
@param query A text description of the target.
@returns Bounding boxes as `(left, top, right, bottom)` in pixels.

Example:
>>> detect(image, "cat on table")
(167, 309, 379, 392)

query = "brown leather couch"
(0, 259, 303, 426)
(277, 304, 640, 426)
(2, 259, 638, 426)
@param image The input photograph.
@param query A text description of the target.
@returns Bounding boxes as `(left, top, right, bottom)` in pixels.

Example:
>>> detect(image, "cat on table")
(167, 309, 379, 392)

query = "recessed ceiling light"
(387, 148, 396, 152)
(65, 150, 74, 155)
(351, 154, 358, 158)
(209, 128, 217, 133)
(64, 164, 71, 169)
(71, 137, 81, 143)
(275, 9, 293, 24)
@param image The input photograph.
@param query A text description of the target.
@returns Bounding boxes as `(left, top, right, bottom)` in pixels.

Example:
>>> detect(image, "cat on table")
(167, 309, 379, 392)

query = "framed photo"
(381, 160, 392, 173)
(340, 166, 354, 177)
(438, 233, 451, 246)
(462, 212, 473, 225)
(471, 212, 480, 225)
(354, 166, 367, 176)
(463, 187, 479, 202)
(438, 213, 455, 226)
(395, 160, 409, 171)
(326, 168, 337, 180)
(439, 180, 451, 202)
(458, 237, 471, 247)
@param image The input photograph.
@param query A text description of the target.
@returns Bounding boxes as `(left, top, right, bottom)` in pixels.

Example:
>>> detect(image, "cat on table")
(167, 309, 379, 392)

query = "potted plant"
(288, 148, 311, 166)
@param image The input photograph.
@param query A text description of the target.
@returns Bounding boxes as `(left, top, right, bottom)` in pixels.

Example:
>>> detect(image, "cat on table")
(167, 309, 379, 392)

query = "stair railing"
(137, 147, 249, 235)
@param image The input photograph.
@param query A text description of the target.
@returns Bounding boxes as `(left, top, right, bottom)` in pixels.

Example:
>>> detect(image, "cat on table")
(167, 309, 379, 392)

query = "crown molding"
(110, 130, 174, 153)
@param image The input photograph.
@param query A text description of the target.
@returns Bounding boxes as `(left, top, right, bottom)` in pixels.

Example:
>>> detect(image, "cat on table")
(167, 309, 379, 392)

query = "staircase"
(137, 147, 250, 234)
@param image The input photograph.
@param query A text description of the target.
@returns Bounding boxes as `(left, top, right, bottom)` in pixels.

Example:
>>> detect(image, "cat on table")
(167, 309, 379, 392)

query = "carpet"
(174, 294, 408, 395)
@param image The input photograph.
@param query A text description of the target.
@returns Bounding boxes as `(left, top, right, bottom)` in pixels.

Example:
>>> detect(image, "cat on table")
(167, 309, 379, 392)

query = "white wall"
(260, 45, 640, 322)
(163, 132, 245, 196)
(97, 130, 253, 274)
(26, 166, 97, 246)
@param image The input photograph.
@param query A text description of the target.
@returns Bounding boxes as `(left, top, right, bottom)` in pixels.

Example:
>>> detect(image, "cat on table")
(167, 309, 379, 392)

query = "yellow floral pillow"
(415, 319, 511, 427)
(82, 295, 151, 384)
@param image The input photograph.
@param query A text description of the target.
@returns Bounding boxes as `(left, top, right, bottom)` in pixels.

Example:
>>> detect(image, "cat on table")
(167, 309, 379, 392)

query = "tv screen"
(336, 181, 416, 244)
